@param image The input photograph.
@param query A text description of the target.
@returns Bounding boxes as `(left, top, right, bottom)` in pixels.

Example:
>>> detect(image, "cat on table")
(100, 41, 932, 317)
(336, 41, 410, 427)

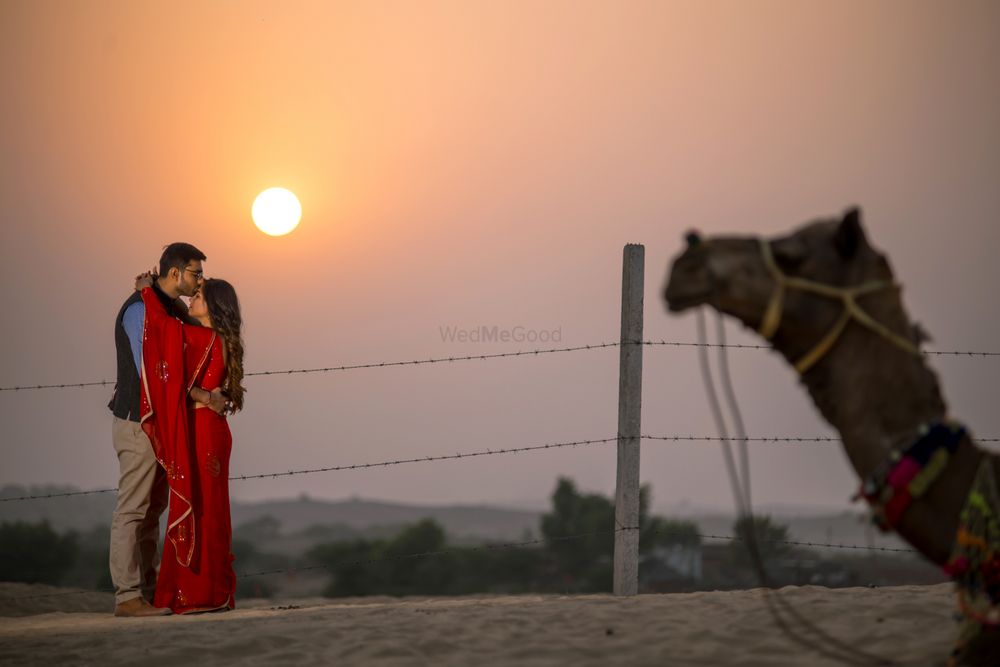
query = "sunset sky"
(1, 0, 998, 514)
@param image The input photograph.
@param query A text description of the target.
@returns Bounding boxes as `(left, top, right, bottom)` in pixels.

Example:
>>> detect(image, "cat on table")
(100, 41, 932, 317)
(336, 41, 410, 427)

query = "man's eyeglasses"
(184, 268, 205, 280)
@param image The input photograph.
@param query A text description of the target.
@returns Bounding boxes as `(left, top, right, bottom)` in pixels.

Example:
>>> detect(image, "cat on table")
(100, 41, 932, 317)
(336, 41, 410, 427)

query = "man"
(108, 243, 225, 617)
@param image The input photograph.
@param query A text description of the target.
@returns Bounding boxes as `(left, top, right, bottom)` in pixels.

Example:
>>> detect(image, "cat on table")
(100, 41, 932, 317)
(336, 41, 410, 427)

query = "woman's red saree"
(138, 287, 236, 613)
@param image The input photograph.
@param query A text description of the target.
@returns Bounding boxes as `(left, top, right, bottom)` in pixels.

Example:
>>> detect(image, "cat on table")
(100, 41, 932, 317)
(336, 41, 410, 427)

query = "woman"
(136, 273, 246, 614)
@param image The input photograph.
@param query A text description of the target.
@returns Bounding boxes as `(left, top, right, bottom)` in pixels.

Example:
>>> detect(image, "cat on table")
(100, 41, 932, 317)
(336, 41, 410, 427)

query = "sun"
(252, 187, 301, 236)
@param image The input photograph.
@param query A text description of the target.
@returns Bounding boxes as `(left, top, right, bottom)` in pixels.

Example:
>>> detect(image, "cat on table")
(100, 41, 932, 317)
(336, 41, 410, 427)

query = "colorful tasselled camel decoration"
(663, 208, 999, 666)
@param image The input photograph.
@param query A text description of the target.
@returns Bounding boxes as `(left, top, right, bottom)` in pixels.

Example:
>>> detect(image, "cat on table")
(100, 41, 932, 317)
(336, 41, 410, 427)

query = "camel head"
(663, 208, 925, 371)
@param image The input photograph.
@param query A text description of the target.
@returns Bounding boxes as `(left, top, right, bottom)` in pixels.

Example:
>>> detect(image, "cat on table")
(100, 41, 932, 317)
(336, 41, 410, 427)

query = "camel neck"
(795, 330, 948, 480)
(791, 330, 988, 565)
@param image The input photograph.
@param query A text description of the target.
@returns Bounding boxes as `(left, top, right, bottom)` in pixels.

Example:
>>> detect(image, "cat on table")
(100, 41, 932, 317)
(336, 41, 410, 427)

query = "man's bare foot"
(114, 597, 172, 617)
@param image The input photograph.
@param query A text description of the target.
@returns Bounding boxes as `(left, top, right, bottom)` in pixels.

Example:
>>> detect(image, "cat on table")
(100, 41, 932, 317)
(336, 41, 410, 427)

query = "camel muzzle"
(663, 237, 714, 312)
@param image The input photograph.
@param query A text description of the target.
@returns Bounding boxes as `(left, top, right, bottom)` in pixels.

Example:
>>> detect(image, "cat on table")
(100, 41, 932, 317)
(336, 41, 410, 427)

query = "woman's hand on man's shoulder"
(135, 269, 156, 291)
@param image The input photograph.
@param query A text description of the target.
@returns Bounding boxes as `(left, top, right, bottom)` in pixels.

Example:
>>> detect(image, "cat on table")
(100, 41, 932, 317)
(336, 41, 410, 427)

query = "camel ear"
(834, 207, 867, 258)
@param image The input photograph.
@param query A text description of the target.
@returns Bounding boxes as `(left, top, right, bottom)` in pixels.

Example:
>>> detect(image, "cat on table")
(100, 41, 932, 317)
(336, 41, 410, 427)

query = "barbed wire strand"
(4, 434, 999, 503)
(0, 436, 620, 502)
(643, 435, 1000, 443)
(2, 340, 997, 392)
(640, 340, 1000, 357)
(0, 343, 623, 392)
(0, 525, 916, 602)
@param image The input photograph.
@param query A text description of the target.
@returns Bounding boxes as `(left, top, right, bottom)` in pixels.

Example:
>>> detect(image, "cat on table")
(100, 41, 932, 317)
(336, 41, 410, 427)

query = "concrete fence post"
(614, 243, 644, 596)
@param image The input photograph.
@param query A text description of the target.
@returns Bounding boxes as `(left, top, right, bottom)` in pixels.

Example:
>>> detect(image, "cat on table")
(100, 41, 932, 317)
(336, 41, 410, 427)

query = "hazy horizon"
(2, 1, 999, 517)
(0, 478, 864, 517)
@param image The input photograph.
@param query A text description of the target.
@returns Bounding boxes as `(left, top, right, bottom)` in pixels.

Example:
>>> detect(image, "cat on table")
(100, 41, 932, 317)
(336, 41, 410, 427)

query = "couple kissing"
(108, 242, 246, 617)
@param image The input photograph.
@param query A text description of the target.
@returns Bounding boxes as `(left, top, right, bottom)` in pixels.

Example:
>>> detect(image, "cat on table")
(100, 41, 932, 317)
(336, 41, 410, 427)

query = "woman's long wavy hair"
(202, 278, 246, 413)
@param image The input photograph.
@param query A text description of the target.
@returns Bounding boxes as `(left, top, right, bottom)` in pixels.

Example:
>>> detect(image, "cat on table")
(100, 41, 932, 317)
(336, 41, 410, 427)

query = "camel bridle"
(756, 238, 922, 374)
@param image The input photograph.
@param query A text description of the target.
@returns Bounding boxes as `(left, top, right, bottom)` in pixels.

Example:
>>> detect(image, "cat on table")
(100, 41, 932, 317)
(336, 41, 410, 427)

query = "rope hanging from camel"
(696, 308, 894, 667)
(757, 239, 922, 374)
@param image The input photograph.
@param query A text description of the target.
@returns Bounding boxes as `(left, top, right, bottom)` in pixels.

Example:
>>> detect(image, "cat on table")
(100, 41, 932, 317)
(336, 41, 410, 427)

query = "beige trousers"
(109, 416, 169, 604)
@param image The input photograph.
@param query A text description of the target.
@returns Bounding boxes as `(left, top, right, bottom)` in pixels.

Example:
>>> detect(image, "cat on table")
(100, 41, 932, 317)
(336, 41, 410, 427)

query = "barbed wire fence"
(1, 335, 994, 606)
(0, 425, 948, 604)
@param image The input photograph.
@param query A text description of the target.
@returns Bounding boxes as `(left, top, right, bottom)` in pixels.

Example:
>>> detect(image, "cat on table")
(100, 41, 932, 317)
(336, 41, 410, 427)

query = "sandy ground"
(0, 582, 958, 666)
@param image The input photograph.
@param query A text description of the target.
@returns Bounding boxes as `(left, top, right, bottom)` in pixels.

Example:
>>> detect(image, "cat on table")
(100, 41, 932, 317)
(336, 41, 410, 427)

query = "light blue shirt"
(122, 302, 145, 374)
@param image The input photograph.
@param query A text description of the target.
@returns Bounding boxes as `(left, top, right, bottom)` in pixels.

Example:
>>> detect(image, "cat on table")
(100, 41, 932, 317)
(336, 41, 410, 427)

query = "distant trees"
(542, 477, 704, 592)
(308, 518, 546, 597)
(729, 515, 792, 571)
(540, 477, 618, 591)
(0, 521, 78, 585)
(231, 536, 291, 599)
(64, 525, 113, 591)
(235, 515, 282, 543)
(0, 491, 820, 598)
(308, 477, 703, 597)
(642, 517, 701, 548)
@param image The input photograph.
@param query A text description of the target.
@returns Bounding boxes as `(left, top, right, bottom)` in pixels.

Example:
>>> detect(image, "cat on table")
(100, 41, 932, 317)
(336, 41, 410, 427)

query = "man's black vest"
(108, 284, 187, 421)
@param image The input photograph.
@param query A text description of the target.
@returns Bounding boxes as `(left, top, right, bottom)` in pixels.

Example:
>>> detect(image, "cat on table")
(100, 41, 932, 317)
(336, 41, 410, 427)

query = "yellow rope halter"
(756, 239, 922, 374)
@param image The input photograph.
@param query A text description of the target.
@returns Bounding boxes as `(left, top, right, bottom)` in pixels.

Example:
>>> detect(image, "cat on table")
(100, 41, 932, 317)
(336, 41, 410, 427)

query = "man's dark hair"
(159, 243, 207, 276)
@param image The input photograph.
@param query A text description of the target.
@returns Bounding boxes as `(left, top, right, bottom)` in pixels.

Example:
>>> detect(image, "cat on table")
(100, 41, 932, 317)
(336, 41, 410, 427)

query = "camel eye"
(772, 244, 805, 272)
